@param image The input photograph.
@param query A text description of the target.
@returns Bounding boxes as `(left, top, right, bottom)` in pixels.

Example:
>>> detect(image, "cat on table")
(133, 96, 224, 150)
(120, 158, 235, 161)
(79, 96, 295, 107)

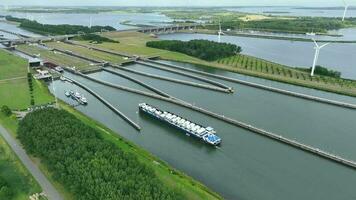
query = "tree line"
(147, 39, 242, 61)
(74, 33, 119, 44)
(17, 108, 184, 200)
(208, 17, 356, 34)
(5, 16, 116, 35)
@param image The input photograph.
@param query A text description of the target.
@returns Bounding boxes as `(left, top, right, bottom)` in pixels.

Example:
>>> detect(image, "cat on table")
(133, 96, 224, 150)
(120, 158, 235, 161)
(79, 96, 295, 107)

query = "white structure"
(89, 16, 93, 28)
(218, 21, 224, 43)
(342, 0, 349, 21)
(311, 39, 330, 76)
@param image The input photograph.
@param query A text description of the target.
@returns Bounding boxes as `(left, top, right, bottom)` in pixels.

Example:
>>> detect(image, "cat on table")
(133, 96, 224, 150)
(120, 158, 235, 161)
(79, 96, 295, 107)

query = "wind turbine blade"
(319, 43, 330, 49)
(312, 38, 319, 47)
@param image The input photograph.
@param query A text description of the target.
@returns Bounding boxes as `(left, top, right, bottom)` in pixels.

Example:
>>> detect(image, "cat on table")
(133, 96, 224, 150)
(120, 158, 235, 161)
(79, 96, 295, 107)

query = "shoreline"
(176, 29, 356, 43)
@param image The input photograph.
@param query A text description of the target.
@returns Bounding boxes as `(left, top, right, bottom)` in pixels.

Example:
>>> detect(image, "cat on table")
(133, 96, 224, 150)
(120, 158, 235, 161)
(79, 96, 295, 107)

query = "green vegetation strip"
(146, 40, 241, 61)
(5, 16, 116, 35)
(17, 108, 221, 200)
(0, 114, 42, 200)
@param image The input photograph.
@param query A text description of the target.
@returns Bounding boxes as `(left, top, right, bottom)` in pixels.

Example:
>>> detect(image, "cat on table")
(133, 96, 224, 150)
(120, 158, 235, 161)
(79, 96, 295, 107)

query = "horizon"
(1, 0, 356, 7)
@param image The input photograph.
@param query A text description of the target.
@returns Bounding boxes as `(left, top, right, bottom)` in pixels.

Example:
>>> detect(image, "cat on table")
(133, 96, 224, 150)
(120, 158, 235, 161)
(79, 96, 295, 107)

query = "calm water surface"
(48, 61, 356, 200)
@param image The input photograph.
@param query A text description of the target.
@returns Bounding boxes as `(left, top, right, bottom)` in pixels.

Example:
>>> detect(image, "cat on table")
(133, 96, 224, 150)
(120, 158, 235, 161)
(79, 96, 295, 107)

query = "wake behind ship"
(139, 103, 221, 146)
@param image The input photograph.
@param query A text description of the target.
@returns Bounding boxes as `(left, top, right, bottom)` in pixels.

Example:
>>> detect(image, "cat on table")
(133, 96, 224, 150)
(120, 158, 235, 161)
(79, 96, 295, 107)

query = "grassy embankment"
(16, 44, 93, 71)
(0, 50, 46, 200)
(0, 49, 53, 110)
(81, 31, 356, 97)
(46, 42, 126, 64)
(0, 124, 42, 200)
(0, 49, 221, 200)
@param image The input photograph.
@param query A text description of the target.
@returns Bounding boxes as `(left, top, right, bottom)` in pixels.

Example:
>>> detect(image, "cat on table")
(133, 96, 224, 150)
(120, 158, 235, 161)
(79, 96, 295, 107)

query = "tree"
(1, 105, 12, 116)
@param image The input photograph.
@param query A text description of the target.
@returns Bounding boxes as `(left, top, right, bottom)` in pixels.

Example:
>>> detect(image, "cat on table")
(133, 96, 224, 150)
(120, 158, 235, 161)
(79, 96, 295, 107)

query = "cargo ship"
(139, 103, 221, 146)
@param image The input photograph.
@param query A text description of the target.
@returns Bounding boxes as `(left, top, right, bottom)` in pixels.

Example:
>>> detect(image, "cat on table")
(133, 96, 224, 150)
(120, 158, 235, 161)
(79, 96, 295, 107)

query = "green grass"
(0, 50, 27, 80)
(60, 102, 222, 200)
(78, 31, 204, 63)
(46, 42, 126, 64)
(0, 114, 42, 200)
(216, 54, 356, 96)
(17, 45, 92, 71)
(0, 78, 53, 110)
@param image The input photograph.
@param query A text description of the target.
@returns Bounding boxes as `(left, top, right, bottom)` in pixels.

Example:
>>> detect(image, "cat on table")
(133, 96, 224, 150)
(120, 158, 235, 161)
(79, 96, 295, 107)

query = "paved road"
(0, 125, 63, 200)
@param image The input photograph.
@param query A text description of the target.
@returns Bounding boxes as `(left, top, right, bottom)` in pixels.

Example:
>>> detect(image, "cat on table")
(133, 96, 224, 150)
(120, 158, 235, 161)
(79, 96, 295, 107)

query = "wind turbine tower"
(342, 0, 349, 21)
(218, 21, 224, 43)
(89, 16, 92, 28)
(311, 39, 329, 76)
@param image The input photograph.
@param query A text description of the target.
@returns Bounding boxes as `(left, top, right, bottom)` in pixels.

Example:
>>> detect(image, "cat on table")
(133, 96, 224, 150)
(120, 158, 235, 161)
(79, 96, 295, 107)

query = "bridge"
(0, 34, 76, 47)
(138, 24, 199, 34)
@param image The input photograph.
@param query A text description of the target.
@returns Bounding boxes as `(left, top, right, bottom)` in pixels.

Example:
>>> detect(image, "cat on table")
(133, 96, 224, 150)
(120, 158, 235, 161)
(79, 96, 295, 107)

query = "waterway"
(158, 33, 356, 80)
(227, 6, 356, 18)
(0, 10, 173, 30)
(49, 61, 356, 200)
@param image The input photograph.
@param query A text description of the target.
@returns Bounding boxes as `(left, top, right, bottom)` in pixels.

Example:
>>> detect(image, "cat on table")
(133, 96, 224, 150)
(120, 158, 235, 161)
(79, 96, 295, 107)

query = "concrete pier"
(111, 65, 230, 93)
(103, 67, 173, 98)
(137, 61, 234, 92)
(149, 60, 356, 110)
(64, 75, 141, 131)
(67, 70, 356, 170)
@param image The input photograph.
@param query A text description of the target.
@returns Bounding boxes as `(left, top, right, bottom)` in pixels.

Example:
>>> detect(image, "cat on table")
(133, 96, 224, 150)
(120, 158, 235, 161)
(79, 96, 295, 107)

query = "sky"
(1, 0, 356, 7)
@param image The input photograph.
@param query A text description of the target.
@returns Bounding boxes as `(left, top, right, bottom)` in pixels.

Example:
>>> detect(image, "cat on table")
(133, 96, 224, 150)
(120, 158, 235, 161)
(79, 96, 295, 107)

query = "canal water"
(49, 61, 356, 200)
(158, 33, 356, 80)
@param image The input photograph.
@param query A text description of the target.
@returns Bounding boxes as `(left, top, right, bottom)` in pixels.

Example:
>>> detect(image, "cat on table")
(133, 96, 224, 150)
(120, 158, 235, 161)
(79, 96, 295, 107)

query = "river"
(48, 61, 356, 200)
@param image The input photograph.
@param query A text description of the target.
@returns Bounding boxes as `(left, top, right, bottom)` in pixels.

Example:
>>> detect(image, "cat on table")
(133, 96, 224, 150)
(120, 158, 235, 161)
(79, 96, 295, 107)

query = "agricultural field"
(16, 44, 93, 71)
(46, 42, 126, 64)
(216, 54, 356, 96)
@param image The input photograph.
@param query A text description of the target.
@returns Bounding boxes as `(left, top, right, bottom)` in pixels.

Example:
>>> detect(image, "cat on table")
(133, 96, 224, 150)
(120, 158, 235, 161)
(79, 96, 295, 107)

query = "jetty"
(136, 61, 234, 92)
(64, 75, 141, 131)
(111, 65, 230, 93)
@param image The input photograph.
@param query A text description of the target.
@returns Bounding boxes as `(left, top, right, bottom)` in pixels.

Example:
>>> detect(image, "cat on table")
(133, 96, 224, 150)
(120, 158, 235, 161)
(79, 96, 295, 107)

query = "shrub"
(1, 105, 12, 116)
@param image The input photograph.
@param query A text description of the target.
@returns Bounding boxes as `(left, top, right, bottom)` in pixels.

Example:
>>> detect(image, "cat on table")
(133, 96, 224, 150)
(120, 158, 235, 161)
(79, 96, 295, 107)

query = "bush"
(17, 108, 184, 200)
(312, 65, 341, 78)
(0, 177, 13, 199)
(1, 105, 12, 116)
(147, 40, 242, 61)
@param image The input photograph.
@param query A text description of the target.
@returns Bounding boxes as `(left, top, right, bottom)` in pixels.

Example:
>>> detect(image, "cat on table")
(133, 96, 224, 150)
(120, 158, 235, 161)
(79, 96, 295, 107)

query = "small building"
(43, 61, 58, 69)
(29, 58, 42, 68)
(34, 69, 51, 80)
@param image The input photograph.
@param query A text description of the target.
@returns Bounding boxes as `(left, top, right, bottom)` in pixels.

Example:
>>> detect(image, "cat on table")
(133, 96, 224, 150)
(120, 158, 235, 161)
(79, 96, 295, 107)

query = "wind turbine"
(342, 0, 349, 21)
(89, 16, 92, 28)
(311, 39, 329, 76)
(218, 21, 224, 43)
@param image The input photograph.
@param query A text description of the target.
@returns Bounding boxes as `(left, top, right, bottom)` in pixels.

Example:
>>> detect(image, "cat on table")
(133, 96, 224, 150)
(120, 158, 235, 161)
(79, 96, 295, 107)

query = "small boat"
(80, 96, 88, 105)
(60, 76, 66, 81)
(65, 91, 70, 97)
(75, 92, 81, 99)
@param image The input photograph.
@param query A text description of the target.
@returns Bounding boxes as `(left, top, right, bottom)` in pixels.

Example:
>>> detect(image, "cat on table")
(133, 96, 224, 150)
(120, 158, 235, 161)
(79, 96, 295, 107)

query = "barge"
(139, 103, 221, 146)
